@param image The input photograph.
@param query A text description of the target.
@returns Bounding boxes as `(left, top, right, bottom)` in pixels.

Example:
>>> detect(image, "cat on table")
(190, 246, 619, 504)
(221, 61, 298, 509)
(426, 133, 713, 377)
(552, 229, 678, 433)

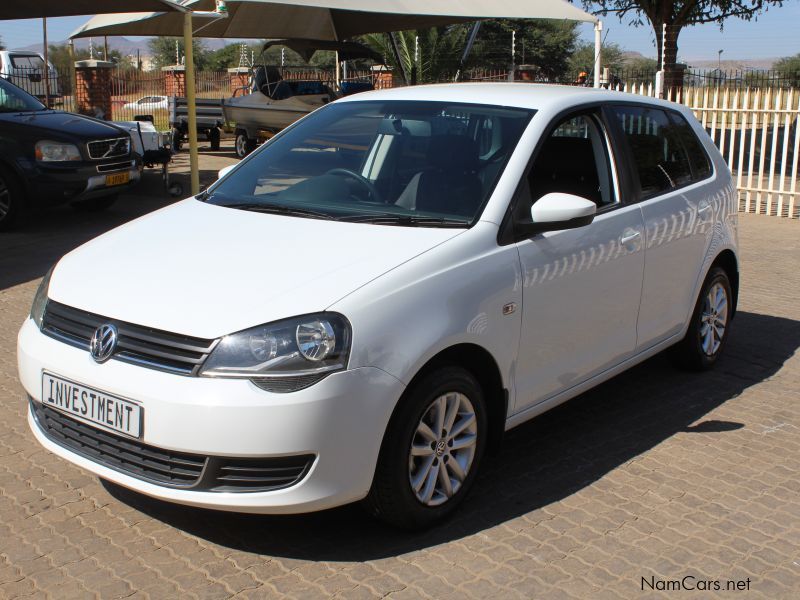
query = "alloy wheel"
(408, 392, 478, 507)
(700, 282, 728, 356)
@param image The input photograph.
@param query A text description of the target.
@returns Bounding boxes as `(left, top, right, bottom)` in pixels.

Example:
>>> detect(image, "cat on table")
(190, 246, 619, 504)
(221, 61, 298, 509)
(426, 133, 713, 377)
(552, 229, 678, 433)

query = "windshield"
(0, 78, 46, 112)
(205, 100, 535, 227)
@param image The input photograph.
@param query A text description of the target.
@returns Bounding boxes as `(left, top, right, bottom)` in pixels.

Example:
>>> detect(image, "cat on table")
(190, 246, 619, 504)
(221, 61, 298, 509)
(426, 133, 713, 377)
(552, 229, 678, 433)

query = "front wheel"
(367, 366, 487, 529)
(671, 267, 733, 371)
(0, 165, 22, 232)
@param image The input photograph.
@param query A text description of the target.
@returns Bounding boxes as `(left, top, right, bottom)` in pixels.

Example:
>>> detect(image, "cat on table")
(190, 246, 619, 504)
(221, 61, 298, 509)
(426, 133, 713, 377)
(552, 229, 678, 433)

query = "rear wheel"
(671, 267, 732, 371)
(367, 366, 487, 529)
(0, 165, 22, 232)
(235, 131, 255, 158)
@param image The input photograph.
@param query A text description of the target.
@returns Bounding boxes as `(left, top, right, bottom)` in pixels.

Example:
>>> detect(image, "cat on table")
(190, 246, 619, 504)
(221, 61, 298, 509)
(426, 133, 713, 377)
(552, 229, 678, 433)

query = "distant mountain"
(15, 36, 229, 57)
(685, 58, 778, 70)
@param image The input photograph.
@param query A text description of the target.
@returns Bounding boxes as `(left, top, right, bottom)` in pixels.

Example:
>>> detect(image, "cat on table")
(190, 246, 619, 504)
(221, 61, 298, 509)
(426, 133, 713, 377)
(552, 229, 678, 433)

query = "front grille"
(42, 301, 217, 376)
(87, 137, 130, 160)
(33, 401, 206, 486)
(31, 400, 315, 492)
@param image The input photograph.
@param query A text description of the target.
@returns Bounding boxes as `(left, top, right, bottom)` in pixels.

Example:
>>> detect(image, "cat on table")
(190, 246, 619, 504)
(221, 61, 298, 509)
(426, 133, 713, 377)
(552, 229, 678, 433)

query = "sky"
(1, 2, 798, 63)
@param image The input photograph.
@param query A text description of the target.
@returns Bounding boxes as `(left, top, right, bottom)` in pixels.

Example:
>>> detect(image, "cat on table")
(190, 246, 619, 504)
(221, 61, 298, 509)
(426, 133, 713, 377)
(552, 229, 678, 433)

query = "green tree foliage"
(147, 37, 210, 70)
(46, 44, 132, 73)
(582, 1, 784, 85)
(773, 53, 800, 87)
(569, 41, 626, 77)
(361, 19, 579, 84)
(625, 56, 659, 71)
(469, 19, 578, 80)
(361, 26, 468, 84)
(0, 36, 5, 51)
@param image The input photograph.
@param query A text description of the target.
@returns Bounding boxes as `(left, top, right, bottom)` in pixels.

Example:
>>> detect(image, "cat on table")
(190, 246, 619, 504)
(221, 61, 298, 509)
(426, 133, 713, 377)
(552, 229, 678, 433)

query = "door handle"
(619, 230, 641, 245)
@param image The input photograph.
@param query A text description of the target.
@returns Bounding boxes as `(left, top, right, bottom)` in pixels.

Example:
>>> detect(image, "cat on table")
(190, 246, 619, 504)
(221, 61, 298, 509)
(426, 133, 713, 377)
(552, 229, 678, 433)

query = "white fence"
(613, 83, 800, 219)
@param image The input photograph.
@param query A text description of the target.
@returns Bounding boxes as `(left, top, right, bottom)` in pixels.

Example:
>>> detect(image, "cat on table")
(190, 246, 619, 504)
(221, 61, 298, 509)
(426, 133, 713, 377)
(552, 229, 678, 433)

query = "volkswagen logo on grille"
(90, 324, 118, 363)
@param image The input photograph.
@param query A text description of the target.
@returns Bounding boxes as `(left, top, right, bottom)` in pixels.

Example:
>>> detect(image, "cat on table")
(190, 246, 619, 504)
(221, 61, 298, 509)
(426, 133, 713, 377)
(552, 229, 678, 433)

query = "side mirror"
(217, 164, 236, 180)
(526, 193, 597, 233)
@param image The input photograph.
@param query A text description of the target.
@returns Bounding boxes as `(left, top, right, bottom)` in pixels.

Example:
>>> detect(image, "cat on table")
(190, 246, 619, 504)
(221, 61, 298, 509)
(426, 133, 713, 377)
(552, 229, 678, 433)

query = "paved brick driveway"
(1, 153, 798, 598)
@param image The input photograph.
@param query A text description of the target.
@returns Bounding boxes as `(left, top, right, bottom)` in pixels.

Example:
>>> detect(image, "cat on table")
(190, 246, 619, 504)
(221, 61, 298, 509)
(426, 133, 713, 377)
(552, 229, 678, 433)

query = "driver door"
(513, 110, 645, 410)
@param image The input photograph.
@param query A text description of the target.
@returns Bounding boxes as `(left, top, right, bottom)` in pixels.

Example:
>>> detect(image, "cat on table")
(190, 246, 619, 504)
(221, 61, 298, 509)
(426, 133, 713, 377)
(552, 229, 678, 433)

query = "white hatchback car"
(18, 84, 739, 529)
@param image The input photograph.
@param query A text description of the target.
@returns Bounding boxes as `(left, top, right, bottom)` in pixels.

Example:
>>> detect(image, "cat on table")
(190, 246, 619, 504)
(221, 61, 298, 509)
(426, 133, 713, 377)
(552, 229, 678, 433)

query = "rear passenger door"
(608, 105, 715, 350)
(512, 110, 646, 410)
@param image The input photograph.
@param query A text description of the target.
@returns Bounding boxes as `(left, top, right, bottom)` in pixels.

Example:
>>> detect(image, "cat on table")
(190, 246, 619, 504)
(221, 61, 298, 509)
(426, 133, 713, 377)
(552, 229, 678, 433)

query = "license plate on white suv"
(41, 372, 142, 438)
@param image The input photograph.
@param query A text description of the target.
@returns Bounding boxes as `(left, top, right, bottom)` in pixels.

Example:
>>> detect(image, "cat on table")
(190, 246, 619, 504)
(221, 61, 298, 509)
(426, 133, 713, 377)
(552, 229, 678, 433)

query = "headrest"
(428, 135, 479, 171)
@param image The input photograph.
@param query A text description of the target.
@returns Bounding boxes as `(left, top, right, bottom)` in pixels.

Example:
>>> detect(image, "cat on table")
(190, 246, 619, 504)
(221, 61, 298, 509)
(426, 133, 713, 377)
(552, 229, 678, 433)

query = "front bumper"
(22, 159, 140, 207)
(18, 318, 405, 513)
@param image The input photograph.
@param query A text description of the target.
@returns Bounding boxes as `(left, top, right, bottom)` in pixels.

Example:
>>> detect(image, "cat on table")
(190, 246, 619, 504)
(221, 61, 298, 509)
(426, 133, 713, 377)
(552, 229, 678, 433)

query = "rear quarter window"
(667, 111, 713, 181)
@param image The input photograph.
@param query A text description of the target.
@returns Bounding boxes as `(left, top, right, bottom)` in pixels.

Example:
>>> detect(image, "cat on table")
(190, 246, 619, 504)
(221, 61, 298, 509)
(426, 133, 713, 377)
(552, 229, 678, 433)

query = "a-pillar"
(163, 65, 187, 97)
(74, 59, 114, 119)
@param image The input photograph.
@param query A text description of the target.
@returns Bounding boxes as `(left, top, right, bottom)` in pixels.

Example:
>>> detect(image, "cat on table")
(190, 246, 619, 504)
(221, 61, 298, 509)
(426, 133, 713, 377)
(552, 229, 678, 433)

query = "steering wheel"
(326, 168, 383, 204)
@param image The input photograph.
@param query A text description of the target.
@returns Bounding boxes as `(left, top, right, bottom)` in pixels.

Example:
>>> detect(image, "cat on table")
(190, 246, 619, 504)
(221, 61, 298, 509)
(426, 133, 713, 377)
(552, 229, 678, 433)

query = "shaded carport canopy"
(69, 0, 597, 40)
(0, 1, 186, 20)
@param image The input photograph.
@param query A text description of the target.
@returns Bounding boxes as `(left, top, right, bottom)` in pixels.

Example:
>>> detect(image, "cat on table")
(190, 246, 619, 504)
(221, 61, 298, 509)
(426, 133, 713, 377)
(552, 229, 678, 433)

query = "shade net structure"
(1, 1, 185, 20)
(70, 0, 596, 39)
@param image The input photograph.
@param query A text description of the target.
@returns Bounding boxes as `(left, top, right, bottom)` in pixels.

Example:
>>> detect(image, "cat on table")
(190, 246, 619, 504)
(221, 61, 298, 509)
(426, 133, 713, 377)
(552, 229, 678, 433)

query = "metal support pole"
(454, 21, 482, 82)
(183, 12, 200, 195)
(68, 40, 77, 112)
(43, 18, 51, 107)
(593, 21, 602, 89)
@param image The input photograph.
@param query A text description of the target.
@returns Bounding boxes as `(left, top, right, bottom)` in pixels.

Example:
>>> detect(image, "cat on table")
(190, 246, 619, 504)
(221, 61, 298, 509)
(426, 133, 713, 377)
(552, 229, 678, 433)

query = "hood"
(0, 110, 126, 139)
(49, 199, 462, 339)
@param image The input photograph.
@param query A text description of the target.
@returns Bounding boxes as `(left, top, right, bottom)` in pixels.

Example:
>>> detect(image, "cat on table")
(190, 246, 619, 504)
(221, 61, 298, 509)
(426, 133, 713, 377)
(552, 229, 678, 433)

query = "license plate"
(105, 172, 130, 187)
(41, 372, 142, 438)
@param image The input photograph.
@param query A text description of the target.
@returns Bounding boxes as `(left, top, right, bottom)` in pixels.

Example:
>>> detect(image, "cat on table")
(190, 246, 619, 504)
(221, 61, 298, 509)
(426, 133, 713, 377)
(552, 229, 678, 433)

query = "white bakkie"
(18, 84, 739, 529)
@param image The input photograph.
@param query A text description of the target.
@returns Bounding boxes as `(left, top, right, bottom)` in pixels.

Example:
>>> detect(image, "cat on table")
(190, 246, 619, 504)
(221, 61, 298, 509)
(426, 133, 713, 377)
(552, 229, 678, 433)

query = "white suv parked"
(18, 84, 739, 529)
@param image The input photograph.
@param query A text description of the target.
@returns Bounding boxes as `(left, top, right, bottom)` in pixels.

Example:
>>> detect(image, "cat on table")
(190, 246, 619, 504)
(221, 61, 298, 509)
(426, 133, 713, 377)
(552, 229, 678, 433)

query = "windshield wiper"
(343, 214, 469, 227)
(223, 202, 340, 221)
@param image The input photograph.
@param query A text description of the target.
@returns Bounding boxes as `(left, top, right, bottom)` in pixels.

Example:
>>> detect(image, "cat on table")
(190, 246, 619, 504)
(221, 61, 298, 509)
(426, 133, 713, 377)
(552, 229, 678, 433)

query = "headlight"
(35, 140, 81, 162)
(30, 265, 55, 329)
(200, 313, 351, 392)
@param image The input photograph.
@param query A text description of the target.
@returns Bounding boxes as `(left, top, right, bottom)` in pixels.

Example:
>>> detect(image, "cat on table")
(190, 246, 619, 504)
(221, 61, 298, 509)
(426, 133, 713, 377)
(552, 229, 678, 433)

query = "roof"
(338, 83, 686, 116)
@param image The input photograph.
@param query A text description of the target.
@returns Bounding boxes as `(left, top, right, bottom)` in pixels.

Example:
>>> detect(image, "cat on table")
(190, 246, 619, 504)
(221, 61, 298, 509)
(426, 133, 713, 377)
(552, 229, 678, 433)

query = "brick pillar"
(228, 67, 250, 96)
(74, 60, 114, 119)
(163, 65, 186, 97)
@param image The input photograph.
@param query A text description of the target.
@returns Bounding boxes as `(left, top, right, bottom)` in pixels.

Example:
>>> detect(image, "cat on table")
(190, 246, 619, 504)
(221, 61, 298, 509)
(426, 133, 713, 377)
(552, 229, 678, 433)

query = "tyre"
(671, 266, 733, 371)
(172, 128, 183, 151)
(235, 131, 255, 159)
(209, 127, 221, 151)
(0, 164, 22, 232)
(71, 194, 118, 213)
(367, 366, 488, 529)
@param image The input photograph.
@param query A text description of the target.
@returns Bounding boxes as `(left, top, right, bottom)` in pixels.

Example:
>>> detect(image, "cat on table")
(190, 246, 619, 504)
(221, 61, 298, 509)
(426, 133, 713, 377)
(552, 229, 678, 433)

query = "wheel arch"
(399, 343, 508, 454)
(710, 249, 739, 319)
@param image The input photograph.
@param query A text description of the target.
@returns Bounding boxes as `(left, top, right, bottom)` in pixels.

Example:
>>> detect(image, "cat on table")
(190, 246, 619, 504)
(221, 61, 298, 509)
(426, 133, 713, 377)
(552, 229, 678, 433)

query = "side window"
(522, 113, 616, 219)
(668, 111, 712, 181)
(611, 106, 693, 199)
